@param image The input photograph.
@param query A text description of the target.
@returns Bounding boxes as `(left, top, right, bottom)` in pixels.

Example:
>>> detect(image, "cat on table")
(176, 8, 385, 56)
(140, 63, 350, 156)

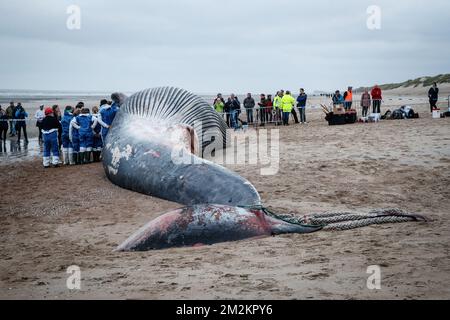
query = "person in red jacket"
(371, 85, 382, 113)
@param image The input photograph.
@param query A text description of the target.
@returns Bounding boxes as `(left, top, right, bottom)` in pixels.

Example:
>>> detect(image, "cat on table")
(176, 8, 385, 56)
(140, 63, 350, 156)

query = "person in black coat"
(428, 82, 439, 112)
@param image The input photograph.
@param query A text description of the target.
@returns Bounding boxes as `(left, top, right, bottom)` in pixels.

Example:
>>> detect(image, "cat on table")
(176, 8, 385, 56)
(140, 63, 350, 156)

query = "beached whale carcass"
(103, 87, 426, 251)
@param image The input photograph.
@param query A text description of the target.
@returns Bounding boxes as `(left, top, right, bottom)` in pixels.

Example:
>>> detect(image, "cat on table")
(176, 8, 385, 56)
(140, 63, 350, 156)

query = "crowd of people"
(212, 82, 441, 128)
(0, 95, 121, 168)
(38, 97, 120, 168)
(213, 88, 309, 128)
(0, 102, 30, 144)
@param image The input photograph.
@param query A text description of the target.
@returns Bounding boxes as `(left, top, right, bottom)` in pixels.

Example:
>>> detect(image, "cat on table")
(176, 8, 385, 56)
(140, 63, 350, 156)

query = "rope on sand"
(243, 206, 428, 231)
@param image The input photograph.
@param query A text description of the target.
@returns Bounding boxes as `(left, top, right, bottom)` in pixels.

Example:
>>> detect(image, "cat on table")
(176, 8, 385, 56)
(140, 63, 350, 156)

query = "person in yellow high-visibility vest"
(281, 90, 295, 125)
(273, 91, 283, 125)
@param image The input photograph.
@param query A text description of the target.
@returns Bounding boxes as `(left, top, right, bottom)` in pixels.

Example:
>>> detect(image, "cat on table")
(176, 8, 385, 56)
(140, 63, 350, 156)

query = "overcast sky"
(1, 0, 449, 94)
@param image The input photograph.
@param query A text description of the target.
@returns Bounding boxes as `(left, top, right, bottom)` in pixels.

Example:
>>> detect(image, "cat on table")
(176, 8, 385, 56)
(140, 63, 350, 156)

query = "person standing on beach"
(0, 105, 8, 143)
(343, 87, 353, 111)
(35, 105, 44, 144)
(288, 89, 299, 124)
(52, 105, 63, 149)
(6, 102, 16, 137)
(243, 93, 255, 124)
(69, 108, 81, 165)
(91, 106, 103, 162)
(296, 88, 307, 124)
(224, 97, 233, 128)
(428, 82, 439, 112)
(230, 94, 241, 129)
(61, 106, 75, 165)
(258, 94, 267, 125)
(97, 99, 118, 143)
(15, 103, 29, 144)
(281, 90, 295, 125)
(273, 91, 283, 125)
(41, 107, 61, 168)
(266, 94, 273, 123)
(371, 85, 382, 114)
(360, 89, 371, 117)
(75, 107, 97, 164)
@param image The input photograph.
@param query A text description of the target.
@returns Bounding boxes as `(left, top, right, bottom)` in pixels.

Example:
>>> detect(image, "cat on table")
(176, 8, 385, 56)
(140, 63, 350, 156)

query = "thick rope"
(240, 205, 427, 231)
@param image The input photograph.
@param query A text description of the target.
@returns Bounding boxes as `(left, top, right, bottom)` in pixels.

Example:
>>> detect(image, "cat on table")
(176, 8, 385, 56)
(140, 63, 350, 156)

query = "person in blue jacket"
(69, 108, 81, 165)
(296, 88, 308, 124)
(91, 106, 103, 162)
(97, 99, 117, 142)
(61, 106, 75, 165)
(15, 103, 29, 144)
(73, 107, 97, 164)
(40, 107, 61, 168)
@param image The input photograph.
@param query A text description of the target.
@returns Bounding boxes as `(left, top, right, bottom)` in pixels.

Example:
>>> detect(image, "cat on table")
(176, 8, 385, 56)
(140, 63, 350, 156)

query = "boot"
(63, 149, 70, 165)
(69, 153, 75, 165)
(85, 151, 91, 164)
(79, 152, 85, 164)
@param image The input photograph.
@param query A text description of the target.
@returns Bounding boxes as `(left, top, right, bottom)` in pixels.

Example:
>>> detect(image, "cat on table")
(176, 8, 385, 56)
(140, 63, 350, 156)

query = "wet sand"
(1, 102, 450, 299)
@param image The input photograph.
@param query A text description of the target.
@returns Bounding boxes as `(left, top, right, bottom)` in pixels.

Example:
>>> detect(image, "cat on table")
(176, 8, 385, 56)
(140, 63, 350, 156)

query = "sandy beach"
(1, 98, 449, 299)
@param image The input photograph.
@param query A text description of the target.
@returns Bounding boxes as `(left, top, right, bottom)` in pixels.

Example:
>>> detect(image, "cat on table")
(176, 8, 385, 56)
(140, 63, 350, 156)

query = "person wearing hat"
(61, 106, 75, 165)
(40, 107, 62, 168)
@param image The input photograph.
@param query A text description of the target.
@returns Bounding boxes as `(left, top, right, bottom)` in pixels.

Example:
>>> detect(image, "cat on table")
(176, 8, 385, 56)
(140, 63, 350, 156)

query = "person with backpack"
(15, 103, 29, 144)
